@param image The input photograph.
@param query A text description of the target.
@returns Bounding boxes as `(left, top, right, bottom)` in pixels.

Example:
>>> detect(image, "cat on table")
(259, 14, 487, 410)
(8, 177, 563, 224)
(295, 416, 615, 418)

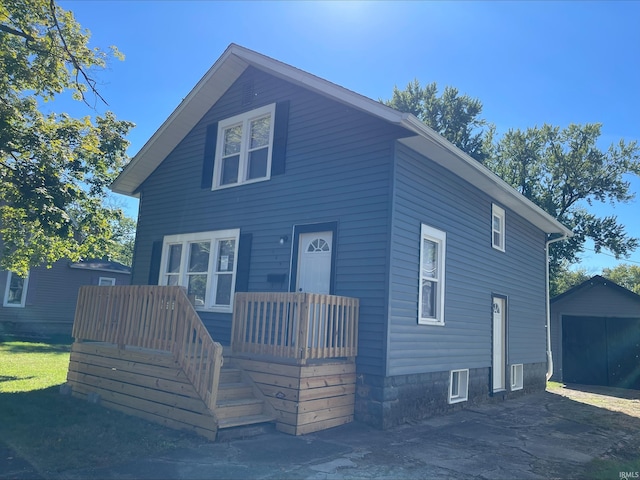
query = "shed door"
(563, 315, 640, 389)
(296, 232, 333, 294)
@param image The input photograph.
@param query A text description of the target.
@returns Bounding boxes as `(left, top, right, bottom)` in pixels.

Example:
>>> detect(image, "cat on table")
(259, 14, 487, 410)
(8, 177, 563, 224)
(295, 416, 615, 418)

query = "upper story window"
(159, 229, 240, 312)
(419, 224, 446, 325)
(3, 271, 29, 307)
(492, 204, 505, 252)
(214, 103, 276, 189)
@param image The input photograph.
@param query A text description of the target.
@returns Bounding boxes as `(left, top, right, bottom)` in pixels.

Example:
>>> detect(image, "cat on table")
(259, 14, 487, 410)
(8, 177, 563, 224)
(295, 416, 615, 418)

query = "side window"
(418, 224, 446, 325)
(3, 271, 29, 307)
(213, 104, 276, 189)
(159, 229, 239, 312)
(492, 204, 505, 252)
(98, 277, 116, 286)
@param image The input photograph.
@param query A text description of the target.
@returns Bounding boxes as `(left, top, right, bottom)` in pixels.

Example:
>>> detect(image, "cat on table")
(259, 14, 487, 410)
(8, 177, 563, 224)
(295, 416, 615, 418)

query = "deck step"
(219, 368, 242, 384)
(217, 413, 276, 429)
(215, 397, 265, 419)
(217, 382, 254, 401)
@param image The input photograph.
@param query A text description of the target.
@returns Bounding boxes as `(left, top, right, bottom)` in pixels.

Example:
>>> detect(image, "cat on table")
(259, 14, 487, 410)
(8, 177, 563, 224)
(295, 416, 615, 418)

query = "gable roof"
(551, 275, 640, 304)
(112, 43, 572, 237)
(69, 259, 131, 274)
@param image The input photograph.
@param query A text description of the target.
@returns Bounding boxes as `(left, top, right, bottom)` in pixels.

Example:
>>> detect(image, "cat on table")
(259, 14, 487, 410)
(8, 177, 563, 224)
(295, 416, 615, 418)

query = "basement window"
(448, 369, 469, 404)
(510, 364, 524, 391)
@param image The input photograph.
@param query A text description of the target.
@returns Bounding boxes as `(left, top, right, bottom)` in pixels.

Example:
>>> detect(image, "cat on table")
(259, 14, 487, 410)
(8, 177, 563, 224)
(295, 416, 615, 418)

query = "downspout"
(545, 234, 569, 381)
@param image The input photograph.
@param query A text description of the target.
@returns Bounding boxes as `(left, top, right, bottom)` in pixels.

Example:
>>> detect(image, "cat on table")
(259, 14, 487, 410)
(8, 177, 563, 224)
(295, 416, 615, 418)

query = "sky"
(56, 0, 640, 274)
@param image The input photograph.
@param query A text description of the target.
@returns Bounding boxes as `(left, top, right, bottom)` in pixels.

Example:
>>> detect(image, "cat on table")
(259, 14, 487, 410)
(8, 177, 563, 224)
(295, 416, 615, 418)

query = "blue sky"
(57, 0, 640, 273)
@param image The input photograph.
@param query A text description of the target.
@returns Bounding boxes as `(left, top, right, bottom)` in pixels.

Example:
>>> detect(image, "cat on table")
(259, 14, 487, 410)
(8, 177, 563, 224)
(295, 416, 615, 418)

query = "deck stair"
(215, 364, 276, 432)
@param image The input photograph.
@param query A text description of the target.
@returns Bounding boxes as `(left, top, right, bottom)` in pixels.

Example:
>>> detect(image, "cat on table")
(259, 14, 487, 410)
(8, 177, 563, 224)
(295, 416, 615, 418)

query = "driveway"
(4, 386, 640, 479)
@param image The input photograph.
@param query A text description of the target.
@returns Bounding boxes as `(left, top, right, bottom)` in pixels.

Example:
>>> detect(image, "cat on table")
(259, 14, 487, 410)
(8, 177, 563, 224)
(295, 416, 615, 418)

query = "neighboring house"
(551, 275, 640, 389)
(0, 259, 131, 337)
(109, 44, 571, 429)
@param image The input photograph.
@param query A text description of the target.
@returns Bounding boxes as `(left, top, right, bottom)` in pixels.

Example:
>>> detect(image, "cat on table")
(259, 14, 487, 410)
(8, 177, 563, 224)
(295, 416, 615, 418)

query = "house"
(0, 259, 131, 338)
(66, 44, 571, 438)
(551, 275, 640, 389)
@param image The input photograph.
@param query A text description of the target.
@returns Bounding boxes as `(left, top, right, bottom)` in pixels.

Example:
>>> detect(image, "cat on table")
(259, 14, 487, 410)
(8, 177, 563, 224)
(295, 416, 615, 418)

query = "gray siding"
(0, 261, 131, 336)
(133, 67, 407, 375)
(387, 143, 548, 376)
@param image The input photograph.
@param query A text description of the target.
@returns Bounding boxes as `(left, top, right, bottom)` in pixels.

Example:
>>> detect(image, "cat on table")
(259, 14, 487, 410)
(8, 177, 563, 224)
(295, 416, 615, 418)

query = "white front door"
(296, 231, 333, 294)
(492, 296, 506, 391)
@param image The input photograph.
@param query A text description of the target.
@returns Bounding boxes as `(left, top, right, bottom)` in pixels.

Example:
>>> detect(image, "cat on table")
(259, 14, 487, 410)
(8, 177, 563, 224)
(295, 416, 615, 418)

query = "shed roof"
(551, 275, 640, 304)
(112, 44, 572, 237)
(68, 260, 131, 274)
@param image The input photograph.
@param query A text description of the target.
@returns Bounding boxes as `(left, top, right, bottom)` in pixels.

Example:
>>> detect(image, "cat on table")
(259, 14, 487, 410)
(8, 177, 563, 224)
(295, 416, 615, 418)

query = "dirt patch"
(548, 383, 640, 418)
(547, 383, 640, 476)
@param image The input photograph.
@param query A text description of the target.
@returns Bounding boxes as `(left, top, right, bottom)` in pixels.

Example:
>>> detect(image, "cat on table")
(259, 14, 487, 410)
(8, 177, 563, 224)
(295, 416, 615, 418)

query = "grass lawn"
(0, 339, 204, 476)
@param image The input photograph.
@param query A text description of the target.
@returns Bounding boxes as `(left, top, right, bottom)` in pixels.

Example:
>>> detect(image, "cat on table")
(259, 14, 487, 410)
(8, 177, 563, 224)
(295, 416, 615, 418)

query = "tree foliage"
(484, 123, 640, 274)
(550, 265, 591, 297)
(383, 79, 488, 162)
(385, 79, 640, 279)
(0, 0, 134, 276)
(602, 264, 640, 295)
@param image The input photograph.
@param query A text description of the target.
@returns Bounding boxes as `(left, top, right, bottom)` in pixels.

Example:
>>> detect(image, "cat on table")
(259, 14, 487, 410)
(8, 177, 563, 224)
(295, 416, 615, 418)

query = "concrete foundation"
(355, 362, 547, 429)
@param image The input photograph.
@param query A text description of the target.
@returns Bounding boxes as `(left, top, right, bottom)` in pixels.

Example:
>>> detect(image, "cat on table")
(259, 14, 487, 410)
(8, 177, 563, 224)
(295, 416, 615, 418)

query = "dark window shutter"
(148, 240, 163, 285)
(201, 123, 218, 189)
(235, 233, 252, 292)
(271, 101, 290, 176)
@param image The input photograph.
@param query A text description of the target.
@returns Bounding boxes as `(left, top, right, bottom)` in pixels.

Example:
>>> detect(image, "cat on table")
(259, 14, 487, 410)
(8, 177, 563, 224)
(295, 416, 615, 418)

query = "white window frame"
(418, 224, 446, 325)
(213, 103, 276, 190)
(98, 277, 116, 286)
(3, 271, 29, 308)
(448, 369, 469, 404)
(492, 204, 505, 252)
(510, 364, 524, 391)
(158, 229, 240, 313)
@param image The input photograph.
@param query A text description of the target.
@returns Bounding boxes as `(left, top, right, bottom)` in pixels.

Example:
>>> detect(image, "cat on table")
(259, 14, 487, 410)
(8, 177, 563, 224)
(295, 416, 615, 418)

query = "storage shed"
(550, 275, 640, 389)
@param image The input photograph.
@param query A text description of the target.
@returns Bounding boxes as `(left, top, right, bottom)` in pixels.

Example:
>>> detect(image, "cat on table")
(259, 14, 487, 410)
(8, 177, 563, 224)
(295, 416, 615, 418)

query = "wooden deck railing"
(231, 292, 359, 364)
(72, 285, 223, 410)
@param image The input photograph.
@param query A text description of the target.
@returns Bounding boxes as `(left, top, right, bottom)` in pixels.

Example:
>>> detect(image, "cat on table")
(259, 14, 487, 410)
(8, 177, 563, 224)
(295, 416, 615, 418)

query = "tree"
(602, 264, 640, 294)
(0, 0, 134, 276)
(109, 215, 136, 267)
(383, 79, 489, 162)
(550, 265, 591, 297)
(483, 123, 640, 275)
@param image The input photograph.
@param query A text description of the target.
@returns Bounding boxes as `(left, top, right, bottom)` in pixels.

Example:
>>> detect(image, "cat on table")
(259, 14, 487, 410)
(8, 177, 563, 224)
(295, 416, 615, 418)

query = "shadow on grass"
(565, 383, 640, 400)
(0, 386, 204, 475)
(0, 375, 34, 383)
(0, 341, 71, 355)
(543, 388, 640, 479)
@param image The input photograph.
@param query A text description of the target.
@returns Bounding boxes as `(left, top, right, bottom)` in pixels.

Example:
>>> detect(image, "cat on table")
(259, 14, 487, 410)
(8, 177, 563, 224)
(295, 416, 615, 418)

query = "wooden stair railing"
(73, 285, 223, 412)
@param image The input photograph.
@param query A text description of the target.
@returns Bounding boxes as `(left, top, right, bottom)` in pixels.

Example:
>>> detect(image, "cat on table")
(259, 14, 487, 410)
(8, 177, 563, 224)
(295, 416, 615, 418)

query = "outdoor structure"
(65, 44, 571, 439)
(550, 275, 640, 389)
(0, 259, 130, 337)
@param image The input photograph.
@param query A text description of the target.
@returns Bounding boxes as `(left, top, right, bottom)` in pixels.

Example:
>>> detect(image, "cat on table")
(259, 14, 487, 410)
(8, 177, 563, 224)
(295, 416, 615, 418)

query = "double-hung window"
(492, 204, 505, 251)
(214, 103, 276, 189)
(419, 224, 446, 325)
(3, 271, 29, 307)
(159, 229, 240, 312)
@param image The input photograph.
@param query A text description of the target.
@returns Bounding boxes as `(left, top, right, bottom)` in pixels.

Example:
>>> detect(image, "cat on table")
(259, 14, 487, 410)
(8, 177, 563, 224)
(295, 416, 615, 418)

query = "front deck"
(65, 286, 359, 439)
